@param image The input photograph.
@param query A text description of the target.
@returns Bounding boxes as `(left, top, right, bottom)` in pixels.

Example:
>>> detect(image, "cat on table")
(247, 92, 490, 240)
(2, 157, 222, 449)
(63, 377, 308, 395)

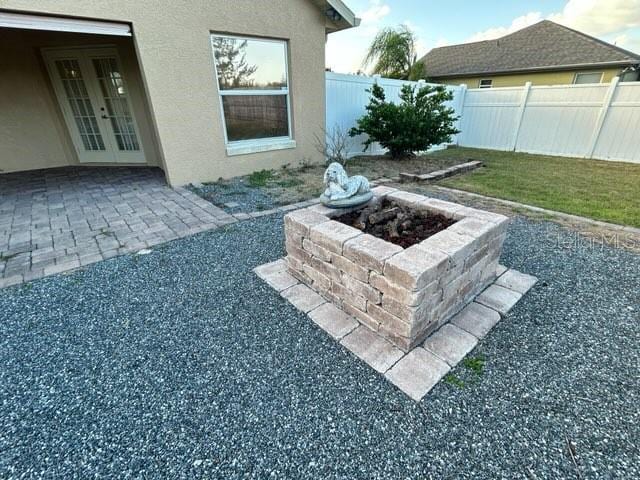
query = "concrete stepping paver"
(253, 259, 287, 278)
(385, 348, 450, 401)
(495, 269, 538, 294)
(262, 270, 299, 292)
(340, 326, 404, 373)
(280, 284, 326, 313)
(309, 303, 359, 340)
(423, 324, 478, 367)
(475, 284, 522, 315)
(496, 264, 508, 277)
(451, 302, 501, 339)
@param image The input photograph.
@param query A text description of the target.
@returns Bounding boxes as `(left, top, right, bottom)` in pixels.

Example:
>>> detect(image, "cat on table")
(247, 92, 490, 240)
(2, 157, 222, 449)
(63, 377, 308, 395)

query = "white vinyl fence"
(325, 72, 463, 158)
(457, 77, 640, 163)
(326, 72, 640, 164)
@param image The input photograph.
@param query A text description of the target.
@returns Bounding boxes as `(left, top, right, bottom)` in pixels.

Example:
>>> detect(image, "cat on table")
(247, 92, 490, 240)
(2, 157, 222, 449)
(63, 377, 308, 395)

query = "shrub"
(349, 82, 460, 159)
(314, 125, 353, 166)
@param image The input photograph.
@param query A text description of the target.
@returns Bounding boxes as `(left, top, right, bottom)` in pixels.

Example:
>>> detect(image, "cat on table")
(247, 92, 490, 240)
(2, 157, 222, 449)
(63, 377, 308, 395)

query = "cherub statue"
(320, 162, 373, 208)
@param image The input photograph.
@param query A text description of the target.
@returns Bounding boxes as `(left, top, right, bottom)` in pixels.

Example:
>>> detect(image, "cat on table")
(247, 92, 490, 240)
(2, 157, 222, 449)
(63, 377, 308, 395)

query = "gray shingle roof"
(421, 20, 640, 78)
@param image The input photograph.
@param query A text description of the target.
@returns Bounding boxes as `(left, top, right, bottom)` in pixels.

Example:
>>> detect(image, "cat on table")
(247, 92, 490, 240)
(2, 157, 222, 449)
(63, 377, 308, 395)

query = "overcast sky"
(326, 0, 640, 73)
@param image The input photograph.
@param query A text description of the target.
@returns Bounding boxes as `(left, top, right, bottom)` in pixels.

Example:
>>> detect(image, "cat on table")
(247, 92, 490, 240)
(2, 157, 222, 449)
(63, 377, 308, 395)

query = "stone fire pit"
(284, 186, 509, 351)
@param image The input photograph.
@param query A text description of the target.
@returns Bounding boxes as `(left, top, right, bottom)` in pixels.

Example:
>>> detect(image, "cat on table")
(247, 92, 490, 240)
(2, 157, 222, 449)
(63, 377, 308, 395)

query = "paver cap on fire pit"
(283, 186, 509, 352)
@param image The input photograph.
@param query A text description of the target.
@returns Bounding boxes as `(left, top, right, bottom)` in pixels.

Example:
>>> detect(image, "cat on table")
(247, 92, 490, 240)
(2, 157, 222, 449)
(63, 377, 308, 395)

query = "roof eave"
(323, 0, 359, 33)
(427, 60, 640, 79)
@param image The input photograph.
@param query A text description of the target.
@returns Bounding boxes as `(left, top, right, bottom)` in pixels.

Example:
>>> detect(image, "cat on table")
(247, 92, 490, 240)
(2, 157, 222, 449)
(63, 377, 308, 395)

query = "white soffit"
(0, 11, 131, 36)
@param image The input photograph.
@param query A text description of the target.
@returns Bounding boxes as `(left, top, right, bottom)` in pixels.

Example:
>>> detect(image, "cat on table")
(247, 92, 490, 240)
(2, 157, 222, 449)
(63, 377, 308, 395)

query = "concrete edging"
(399, 160, 482, 184)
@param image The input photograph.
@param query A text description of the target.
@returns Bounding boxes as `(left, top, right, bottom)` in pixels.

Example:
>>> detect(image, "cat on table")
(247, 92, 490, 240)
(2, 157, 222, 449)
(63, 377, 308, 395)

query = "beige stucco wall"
(438, 68, 624, 88)
(0, 28, 162, 173)
(0, 0, 328, 185)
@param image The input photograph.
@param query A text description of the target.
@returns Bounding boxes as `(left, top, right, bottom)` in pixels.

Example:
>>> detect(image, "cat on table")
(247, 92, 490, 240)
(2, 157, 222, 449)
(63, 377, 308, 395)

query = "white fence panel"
(457, 79, 640, 164)
(325, 72, 462, 158)
(326, 72, 640, 164)
(457, 87, 523, 150)
(515, 84, 607, 158)
(592, 83, 640, 163)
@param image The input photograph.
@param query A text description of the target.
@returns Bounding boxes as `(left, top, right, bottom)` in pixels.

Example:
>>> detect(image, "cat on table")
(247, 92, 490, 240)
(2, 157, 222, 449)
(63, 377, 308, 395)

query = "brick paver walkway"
(0, 167, 236, 288)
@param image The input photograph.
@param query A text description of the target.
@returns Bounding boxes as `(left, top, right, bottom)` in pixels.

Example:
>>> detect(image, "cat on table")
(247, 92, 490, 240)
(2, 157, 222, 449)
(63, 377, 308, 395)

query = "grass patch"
(248, 169, 275, 187)
(463, 356, 485, 375)
(432, 147, 640, 228)
(275, 178, 304, 188)
(444, 374, 465, 388)
(245, 165, 326, 205)
(93, 228, 115, 239)
(0, 252, 19, 262)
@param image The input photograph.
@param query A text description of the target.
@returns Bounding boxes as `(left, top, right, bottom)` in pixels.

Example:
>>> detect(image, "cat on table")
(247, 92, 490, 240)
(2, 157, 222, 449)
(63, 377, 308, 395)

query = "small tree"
(349, 83, 459, 159)
(363, 25, 425, 80)
(314, 125, 353, 166)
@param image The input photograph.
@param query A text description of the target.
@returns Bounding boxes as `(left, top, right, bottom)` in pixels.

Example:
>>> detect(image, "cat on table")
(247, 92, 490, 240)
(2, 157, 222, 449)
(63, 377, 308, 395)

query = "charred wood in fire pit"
(335, 199, 456, 248)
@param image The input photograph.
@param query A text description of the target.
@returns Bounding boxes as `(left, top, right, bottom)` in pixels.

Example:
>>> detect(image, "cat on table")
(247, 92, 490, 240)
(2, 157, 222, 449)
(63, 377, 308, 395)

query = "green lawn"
(428, 147, 640, 228)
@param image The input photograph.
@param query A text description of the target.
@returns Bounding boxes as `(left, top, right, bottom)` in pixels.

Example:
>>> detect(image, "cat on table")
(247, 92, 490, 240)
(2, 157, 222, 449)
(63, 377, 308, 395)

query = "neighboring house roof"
(420, 20, 640, 79)
(314, 0, 360, 32)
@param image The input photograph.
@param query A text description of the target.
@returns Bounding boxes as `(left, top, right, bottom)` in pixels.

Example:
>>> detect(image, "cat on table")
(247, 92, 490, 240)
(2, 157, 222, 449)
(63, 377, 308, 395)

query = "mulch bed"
(335, 199, 455, 248)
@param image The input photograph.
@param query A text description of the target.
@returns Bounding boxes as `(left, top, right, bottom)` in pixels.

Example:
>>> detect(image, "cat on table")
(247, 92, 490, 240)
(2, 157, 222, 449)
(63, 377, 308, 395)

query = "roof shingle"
(421, 20, 640, 78)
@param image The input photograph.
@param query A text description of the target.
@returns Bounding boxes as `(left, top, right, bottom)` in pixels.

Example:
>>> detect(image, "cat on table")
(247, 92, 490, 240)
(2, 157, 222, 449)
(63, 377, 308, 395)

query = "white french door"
(43, 47, 145, 164)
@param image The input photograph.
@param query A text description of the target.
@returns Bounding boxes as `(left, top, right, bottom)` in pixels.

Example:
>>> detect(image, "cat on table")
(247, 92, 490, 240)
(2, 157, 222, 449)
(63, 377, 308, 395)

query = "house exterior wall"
(0, 28, 162, 173)
(0, 0, 328, 185)
(437, 67, 624, 88)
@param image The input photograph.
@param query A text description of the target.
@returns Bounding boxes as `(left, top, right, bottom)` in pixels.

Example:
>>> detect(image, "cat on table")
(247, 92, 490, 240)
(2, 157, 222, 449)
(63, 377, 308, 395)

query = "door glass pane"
(212, 36, 288, 90)
(55, 59, 105, 151)
(92, 57, 140, 151)
(221, 94, 289, 141)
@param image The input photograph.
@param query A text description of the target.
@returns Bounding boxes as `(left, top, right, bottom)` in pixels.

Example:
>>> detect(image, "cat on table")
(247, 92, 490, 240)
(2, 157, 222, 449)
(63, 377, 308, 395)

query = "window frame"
(478, 79, 493, 88)
(573, 71, 604, 84)
(210, 33, 294, 153)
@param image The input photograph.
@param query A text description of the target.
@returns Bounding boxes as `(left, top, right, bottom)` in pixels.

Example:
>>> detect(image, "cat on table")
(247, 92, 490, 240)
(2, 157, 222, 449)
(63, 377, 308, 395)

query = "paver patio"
(0, 167, 235, 287)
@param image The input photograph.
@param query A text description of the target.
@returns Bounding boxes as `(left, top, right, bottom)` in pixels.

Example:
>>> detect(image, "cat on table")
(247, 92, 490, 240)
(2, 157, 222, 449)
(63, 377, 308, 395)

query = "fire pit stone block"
(284, 189, 508, 352)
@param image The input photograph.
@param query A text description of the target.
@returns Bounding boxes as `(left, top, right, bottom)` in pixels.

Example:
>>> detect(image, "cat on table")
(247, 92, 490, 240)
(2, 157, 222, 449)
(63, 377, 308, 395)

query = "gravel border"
(188, 177, 281, 214)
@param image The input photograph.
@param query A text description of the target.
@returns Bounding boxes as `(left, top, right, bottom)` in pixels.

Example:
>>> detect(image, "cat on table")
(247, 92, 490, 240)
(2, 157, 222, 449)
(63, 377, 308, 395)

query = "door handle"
(101, 114, 109, 119)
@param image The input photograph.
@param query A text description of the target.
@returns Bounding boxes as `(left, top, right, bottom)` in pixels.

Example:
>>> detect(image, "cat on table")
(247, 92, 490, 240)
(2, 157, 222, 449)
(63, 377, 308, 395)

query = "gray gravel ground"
(0, 215, 638, 479)
(188, 178, 278, 213)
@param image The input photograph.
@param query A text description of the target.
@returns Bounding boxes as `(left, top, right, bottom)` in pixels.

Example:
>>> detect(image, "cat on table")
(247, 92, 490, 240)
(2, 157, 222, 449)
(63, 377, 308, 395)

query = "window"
(573, 72, 603, 84)
(211, 34, 292, 152)
(479, 79, 492, 88)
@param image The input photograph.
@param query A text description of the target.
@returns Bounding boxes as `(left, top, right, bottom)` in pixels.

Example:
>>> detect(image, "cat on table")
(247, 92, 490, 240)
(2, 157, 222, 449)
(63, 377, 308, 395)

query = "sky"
(326, 0, 640, 73)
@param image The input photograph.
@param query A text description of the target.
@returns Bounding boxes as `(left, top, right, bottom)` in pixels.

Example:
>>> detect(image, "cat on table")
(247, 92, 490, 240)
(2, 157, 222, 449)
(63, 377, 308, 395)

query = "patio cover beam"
(0, 11, 131, 36)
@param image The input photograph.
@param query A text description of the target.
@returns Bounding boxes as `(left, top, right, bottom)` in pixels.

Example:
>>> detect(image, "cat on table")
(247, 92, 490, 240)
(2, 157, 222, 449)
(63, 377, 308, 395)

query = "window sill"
(226, 139, 296, 157)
